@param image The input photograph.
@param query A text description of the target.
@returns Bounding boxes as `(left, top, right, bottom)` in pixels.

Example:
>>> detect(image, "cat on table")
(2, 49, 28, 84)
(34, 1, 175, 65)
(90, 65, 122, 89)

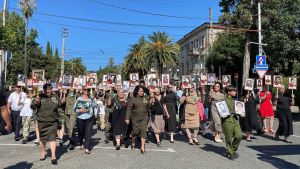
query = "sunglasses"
(83, 89, 91, 92)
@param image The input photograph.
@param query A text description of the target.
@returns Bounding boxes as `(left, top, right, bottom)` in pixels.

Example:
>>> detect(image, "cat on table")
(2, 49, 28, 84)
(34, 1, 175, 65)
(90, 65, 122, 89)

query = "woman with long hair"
(125, 85, 155, 155)
(259, 85, 275, 133)
(207, 82, 225, 142)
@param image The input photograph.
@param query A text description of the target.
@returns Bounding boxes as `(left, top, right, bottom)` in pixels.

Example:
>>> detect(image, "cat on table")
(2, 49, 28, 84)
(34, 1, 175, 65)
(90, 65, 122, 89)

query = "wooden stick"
(91, 88, 93, 95)
(63, 90, 66, 98)
(277, 88, 278, 95)
(210, 86, 212, 91)
(267, 85, 269, 91)
(292, 90, 294, 95)
(60, 91, 62, 99)
(21, 86, 22, 92)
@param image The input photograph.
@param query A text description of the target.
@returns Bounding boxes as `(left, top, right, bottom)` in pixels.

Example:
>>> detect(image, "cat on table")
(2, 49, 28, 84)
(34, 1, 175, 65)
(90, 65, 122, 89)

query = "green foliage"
(18, 0, 37, 20)
(54, 47, 59, 59)
(271, 77, 300, 105)
(46, 41, 51, 56)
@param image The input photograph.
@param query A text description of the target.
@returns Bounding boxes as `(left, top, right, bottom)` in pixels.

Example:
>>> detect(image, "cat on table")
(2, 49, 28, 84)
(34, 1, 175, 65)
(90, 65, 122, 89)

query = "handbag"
(155, 96, 167, 117)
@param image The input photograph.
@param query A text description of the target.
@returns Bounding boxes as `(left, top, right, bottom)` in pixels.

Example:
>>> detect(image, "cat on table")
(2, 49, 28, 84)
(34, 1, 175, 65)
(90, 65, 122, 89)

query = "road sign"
(254, 65, 268, 70)
(234, 73, 238, 81)
(256, 55, 266, 65)
(256, 70, 267, 79)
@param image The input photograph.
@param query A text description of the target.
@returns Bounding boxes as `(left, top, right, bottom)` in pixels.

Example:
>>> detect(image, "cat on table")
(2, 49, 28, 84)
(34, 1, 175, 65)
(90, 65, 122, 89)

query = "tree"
(70, 57, 87, 76)
(54, 47, 59, 59)
(18, 0, 36, 75)
(50, 46, 53, 57)
(143, 31, 180, 78)
(46, 41, 51, 56)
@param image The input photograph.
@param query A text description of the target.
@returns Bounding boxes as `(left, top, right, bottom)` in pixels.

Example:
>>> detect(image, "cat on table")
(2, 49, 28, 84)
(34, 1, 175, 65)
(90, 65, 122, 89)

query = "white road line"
(291, 135, 300, 138)
(0, 144, 176, 153)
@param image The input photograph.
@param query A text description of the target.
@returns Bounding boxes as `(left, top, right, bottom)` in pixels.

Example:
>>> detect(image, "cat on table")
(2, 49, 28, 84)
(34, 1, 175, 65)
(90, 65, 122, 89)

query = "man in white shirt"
(7, 84, 26, 141)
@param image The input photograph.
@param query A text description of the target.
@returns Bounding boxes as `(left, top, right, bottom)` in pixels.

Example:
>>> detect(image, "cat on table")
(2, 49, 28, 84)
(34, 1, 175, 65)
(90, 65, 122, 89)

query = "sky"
(5, 0, 223, 71)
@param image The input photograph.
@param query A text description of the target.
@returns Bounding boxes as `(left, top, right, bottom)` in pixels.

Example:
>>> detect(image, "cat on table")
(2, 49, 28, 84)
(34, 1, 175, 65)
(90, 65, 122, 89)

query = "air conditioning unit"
(150, 68, 155, 72)
(163, 62, 166, 68)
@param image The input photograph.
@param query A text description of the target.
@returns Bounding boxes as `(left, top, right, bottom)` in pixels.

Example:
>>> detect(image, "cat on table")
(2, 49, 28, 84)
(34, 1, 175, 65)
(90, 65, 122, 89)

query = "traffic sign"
(254, 65, 268, 70)
(256, 55, 266, 65)
(234, 73, 238, 81)
(256, 70, 267, 79)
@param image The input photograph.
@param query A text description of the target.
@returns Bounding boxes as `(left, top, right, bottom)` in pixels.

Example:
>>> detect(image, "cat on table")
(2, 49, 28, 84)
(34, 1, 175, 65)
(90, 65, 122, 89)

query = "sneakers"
(34, 138, 40, 145)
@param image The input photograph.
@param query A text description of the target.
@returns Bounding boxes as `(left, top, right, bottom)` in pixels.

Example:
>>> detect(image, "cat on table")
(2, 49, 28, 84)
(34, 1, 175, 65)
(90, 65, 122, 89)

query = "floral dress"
(207, 91, 225, 132)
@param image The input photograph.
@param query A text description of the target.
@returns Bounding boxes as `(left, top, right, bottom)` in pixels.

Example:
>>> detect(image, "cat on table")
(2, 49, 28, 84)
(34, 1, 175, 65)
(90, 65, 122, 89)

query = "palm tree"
(143, 31, 180, 78)
(18, 0, 37, 75)
(70, 57, 84, 75)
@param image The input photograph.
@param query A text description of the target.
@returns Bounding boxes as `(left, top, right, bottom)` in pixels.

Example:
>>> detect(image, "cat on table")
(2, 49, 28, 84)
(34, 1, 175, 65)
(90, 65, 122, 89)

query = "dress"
(207, 91, 225, 132)
(276, 94, 293, 137)
(239, 94, 261, 132)
(151, 95, 165, 134)
(183, 91, 200, 129)
(111, 98, 129, 136)
(259, 91, 274, 117)
(164, 92, 177, 132)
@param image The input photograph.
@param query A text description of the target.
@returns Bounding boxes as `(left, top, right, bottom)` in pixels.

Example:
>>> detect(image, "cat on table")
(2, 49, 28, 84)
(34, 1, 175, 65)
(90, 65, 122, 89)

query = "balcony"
(189, 48, 200, 56)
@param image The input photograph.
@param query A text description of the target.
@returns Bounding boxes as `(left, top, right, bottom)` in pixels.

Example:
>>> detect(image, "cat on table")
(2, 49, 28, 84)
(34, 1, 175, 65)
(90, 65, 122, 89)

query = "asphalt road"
(0, 118, 300, 169)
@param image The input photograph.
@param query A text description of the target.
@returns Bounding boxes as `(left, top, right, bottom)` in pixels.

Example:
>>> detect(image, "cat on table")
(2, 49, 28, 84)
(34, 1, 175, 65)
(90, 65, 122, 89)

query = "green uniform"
(105, 90, 117, 137)
(222, 97, 242, 157)
(125, 96, 152, 139)
(65, 90, 80, 140)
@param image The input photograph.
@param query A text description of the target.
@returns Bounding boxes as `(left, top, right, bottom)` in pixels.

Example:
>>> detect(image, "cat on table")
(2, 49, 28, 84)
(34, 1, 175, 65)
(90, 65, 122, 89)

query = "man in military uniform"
(65, 89, 80, 150)
(104, 87, 117, 143)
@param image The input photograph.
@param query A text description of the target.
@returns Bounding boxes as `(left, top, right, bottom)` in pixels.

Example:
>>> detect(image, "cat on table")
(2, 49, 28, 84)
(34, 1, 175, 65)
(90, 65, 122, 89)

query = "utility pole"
(209, 6, 214, 73)
(1, 0, 7, 88)
(258, 3, 262, 55)
(61, 28, 68, 76)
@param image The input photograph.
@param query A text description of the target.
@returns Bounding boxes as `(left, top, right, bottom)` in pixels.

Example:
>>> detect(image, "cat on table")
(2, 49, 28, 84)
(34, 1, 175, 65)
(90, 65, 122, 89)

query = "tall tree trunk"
(24, 19, 29, 75)
(241, 32, 252, 92)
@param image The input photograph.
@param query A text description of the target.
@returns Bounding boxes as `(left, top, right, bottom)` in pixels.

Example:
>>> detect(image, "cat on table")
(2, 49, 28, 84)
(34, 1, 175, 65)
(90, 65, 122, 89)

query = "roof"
(176, 22, 224, 44)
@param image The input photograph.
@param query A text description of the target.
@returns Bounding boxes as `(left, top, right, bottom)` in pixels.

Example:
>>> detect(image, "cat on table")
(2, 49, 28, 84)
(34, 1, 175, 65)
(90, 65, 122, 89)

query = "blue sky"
(6, 0, 223, 71)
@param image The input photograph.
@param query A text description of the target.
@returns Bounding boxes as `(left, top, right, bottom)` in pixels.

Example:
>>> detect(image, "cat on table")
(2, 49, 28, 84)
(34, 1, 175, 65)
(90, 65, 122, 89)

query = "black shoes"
(14, 137, 20, 141)
(228, 154, 235, 161)
(40, 157, 46, 161)
(275, 132, 280, 141)
(21, 139, 28, 144)
(116, 145, 120, 150)
(233, 152, 239, 158)
(51, 159, 58, 165)
(68, 139, 75, 150)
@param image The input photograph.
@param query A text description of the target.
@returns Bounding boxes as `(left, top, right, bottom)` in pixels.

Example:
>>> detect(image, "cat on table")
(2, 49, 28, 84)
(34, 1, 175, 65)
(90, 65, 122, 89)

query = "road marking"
(0, 144, 176, 153)
(291, 135, 300, 138)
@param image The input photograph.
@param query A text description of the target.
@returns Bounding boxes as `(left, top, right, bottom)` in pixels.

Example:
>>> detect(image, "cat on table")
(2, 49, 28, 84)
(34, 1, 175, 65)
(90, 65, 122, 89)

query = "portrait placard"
(78, 75, 87, 86)
(32, 69, 45, 86)
(130, 73, 139, 86)
(27, 79, 33, 91)
(39, 85, 43, 92)
(234, 100, 245, 116)
(98, 83, 103, 89)
(182, 75, 192, 88)
(116, 74, 122, 86)
(150, 78, 160, 92)
(144, 76, 148, 86)
(107, 73, 117, 87)
(273, 75, 283, 88)
(222, 75, 231, 88)
(129, 86, 135, 92)
(75, 100, 90, 112)
(161, 74, 170, 86)
(265, 75, 272, 85)
(120, 85, 127, 93)
(147, 74, 156, 85)
(48, 79, 58, 91)
(123, 81, 130, 91)
(87, 75, 97, 88)
(192, 76, 196, 82)
(207, 73, 216, 86)
(73, 77, 83, 89)
(244, 78, 254, 91)
(215, 101, 231, 117)
(17, 74, 27, 87)
(62, 74, 73, 89)
(58, 77, 62, 89)
(102, 74, 107, 86)
(200, 73, 208, 85)
(288, 77, 297, 90)
(89, 73, 98, 83)
(256, 79, 263, 90)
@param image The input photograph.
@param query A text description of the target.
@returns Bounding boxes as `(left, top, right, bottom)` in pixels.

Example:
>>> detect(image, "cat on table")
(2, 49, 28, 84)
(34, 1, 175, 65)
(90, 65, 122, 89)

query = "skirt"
(152, 115, 165, 134)
(38, 121, 58, 142)
(132, 118, 148, 139)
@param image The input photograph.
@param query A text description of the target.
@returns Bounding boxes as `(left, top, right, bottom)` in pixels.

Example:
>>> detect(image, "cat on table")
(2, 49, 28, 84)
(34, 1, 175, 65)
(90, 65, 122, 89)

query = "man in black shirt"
(0, 89, 12, 135)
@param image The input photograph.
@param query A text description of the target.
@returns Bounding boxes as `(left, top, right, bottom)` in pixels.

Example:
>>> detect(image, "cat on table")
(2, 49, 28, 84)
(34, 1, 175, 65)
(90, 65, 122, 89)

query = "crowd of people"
(0, 77, 296, 164)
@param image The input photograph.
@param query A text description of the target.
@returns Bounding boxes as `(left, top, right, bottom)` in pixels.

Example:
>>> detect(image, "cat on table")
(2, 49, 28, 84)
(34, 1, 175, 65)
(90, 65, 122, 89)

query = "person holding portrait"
(259, 85, 275, 134)
(104, 86, 117, 143)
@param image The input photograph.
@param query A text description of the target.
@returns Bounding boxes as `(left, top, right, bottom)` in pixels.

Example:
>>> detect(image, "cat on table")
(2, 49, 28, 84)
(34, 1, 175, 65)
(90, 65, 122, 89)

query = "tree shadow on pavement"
(247, 145, 300, 168)
(46, 146, 69, 160)
(4, 161, 33, 169)
(201, 144, 227, 157)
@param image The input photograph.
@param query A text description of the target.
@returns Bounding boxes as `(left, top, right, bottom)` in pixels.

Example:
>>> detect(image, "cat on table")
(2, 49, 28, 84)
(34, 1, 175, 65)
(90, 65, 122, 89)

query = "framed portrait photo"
(200, 72, 208, 85)
(182, 75, 192, 88)
(98, 83, 103, 89)
(89, 73, 98, 83)
(288, 77, 297, 90)
(48, 79, 58, 91)
(256, 79, 263, 90)
(75, 100, 90, 112)
(144, 76, 148, 86)
(129, 86, 135, 92)
(87, 75, 97, 88)
(116, 74, 122, 86)
(147, 74, 156, 86)
(273, 75, 283, 88)
(120, 84, 127, 92)
(73, 77, 83, 89)
(244, 78, 254, 91)
(215, 101, 231, 117)
(192, 76, 196, 82)
(39, 85, 43, 92)
(234, 100, 245, 116)
(78, 75, 86, 86)
(107, 73, 117, 87)
(130, 73, 139, 86)
(62, 74, 73, 89)
(207, 73, 216, 86)
(265, 75, 272, 85)
(161, 74, 170, 86)
(32, 69, 45, 86)
(27, 79, 33, 91)
(17, 74, 27, 87)
(102, 74, 108, 86)
(222, 75, 231, 88)
(150, 78, 160, 92)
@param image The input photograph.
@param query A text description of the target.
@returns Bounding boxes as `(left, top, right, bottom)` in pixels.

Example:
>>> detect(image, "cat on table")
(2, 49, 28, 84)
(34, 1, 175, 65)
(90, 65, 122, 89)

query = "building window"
(181, 64, 184, 75)
(196, 39, 199, 49)
(201, 37, 205, 48)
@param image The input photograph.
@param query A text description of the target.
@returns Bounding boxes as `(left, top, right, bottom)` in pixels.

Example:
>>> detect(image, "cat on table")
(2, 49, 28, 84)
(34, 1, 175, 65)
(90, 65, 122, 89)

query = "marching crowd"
(0, 78, 295, 165)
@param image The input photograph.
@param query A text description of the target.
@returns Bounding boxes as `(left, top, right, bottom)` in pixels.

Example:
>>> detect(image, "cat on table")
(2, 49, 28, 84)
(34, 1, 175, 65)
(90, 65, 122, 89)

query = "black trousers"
(11, 110, 22, 138)
(77, 116, 94, 149)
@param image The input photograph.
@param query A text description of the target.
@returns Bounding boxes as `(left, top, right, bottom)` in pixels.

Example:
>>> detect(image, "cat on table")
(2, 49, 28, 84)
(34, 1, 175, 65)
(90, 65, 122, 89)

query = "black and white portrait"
(182, 75, 192, 89)
(288, 77, 297, 90)
(222, 75, 231, 88)
(102, 74, 108, 86)
(147, 74, 156, 85)
(107, 73, 116, 87)
(116, 74, 122, 86)
(200, 73, 208, 85)
(130, 73, 139, 86)
(62, 74, 72, 89)
(49, 79, 58, 91)
(244, 78, 254, 91)
(150, 78, 160, 92)
(215, 101, 231, 117)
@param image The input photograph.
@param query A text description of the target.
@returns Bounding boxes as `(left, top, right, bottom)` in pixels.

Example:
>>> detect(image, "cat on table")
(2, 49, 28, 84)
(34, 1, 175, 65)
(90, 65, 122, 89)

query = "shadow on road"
(247, 145, 300, 168)
(201, 144, 227, 157)
(4, 161, 33, 169)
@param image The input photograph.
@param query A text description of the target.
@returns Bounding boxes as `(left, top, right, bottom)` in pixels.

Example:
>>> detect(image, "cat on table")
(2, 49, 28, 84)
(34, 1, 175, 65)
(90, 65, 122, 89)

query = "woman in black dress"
(163, 84, 178, 143)
(239, 89, 263, 142)
(108, 88, 129, 150)
(273, 85, 295, 143)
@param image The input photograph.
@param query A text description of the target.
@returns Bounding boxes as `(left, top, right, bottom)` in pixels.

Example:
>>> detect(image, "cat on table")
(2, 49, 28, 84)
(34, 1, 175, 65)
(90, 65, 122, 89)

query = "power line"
(90, 0, 209, 20)
(126, 0, 218, 8)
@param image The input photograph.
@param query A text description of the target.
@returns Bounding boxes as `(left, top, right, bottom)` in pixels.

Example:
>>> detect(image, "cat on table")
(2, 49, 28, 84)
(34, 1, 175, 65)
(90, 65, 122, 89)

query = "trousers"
(96, 114, 105, 129)
(11, 110, 22, 138)
(77, 116, 94, 149)
(22, 116, 31, 138)
(65, 114, 77, 140)
(223, 119, 242, 156)
(105, 110, 113, 137)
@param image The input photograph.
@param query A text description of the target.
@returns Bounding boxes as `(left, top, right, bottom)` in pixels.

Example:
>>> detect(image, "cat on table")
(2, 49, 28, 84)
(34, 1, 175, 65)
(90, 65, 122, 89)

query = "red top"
(259, 91, 274, 117)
